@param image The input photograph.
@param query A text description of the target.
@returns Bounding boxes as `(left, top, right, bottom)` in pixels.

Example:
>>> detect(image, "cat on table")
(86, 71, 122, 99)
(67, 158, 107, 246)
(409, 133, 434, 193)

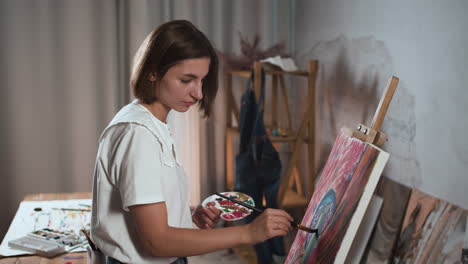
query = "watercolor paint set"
(8, 235, 67, 257)
(8, 228, 85, 257)
(30, 228, 84, 246)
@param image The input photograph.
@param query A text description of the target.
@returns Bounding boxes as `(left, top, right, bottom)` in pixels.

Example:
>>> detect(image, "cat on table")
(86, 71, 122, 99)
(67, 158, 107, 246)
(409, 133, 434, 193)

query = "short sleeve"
(112, 124, 166, 211)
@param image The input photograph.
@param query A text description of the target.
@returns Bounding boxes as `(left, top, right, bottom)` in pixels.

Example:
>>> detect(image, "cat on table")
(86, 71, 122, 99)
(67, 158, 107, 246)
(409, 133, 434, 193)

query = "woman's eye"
(181, 79, 191, 84)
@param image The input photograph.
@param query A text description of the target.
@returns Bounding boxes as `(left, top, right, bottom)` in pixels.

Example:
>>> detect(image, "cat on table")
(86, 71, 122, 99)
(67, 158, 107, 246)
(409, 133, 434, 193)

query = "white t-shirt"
(91, 100, 193, 264)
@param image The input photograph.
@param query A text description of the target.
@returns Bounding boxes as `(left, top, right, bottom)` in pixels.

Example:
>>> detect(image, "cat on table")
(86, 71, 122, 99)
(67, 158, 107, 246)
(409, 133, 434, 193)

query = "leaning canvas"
(392, 189, 467, 263)
(286, 127, 389, 264)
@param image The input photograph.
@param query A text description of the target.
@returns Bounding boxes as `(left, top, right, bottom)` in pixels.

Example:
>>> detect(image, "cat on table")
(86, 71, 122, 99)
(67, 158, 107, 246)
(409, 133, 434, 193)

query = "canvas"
(393, 189, 467, 264)
(364, 178, 411, 264)
(286, 127, 389, 264)
(345, 195, 383, 263)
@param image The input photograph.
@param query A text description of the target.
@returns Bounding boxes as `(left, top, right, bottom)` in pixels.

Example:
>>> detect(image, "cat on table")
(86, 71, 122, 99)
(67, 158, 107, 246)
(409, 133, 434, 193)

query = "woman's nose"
(192, 81, 203, 100)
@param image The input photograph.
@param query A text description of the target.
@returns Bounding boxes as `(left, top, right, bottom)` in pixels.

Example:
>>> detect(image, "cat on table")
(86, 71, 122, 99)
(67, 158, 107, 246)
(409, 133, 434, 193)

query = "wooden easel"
(225, 60, 319, 209)
(349, 76, 399, 147)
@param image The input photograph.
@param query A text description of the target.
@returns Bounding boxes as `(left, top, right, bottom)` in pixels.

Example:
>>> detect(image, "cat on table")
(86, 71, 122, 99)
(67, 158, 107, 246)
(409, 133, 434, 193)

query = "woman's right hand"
(245, 208, 294, 244)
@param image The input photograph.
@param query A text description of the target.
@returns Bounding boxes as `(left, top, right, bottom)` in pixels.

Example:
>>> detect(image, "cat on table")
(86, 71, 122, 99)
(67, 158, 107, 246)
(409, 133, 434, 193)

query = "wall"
(294, 0, 468, 208)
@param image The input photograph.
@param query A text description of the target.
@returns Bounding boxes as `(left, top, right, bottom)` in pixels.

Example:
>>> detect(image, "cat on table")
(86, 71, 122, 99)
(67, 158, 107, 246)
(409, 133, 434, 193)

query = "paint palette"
(8, 235, 67, 258)
(28, 228, 84, 247)
(8, 228, 86, 257)
(202, 192, 255, 221)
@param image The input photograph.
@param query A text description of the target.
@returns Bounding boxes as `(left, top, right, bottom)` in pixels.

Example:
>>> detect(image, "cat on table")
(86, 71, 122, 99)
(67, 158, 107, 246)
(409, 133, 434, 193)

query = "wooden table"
(0, 192, 91, 264)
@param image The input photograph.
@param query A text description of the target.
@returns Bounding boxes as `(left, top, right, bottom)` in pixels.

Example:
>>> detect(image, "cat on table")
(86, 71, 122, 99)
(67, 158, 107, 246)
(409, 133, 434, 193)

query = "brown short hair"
(130, 20, 218, 117)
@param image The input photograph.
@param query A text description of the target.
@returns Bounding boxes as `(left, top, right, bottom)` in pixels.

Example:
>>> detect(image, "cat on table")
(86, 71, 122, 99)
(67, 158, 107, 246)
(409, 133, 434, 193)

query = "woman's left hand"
(192, 205, 222, 229)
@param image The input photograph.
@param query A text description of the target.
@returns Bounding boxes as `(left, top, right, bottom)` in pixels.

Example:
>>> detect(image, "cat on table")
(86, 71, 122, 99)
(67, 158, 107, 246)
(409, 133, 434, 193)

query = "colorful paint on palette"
(202, 192, 254, 221)
(286, 128, 380, 264)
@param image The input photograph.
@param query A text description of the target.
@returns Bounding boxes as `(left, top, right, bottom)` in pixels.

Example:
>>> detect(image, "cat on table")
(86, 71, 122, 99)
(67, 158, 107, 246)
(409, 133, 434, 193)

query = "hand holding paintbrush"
(215, 192, 318, 236)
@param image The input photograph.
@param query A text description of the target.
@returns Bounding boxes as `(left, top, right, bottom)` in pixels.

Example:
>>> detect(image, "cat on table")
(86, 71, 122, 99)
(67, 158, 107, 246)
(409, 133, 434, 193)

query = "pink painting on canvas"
(286, 128, 379, 264)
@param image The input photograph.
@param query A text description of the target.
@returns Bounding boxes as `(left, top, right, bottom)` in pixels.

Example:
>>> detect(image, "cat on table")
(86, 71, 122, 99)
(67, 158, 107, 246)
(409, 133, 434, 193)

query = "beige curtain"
(0, 0, 293, 238)
(0, 0, 122, 238)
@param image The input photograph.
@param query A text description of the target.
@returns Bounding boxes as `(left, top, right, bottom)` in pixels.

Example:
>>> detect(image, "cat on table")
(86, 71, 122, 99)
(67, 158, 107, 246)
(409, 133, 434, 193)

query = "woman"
(90, 20, 293, 264)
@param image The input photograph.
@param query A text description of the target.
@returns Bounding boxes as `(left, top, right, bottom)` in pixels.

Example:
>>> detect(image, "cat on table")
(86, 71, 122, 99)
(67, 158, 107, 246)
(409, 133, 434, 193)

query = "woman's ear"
(148, 72, 157, 82)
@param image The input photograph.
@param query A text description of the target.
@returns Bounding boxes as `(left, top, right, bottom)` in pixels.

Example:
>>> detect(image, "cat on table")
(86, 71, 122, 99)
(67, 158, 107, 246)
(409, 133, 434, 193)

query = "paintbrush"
(53, 208, 91, 212)
(80, 229, 97, 251)
(214, 192, 319, 235)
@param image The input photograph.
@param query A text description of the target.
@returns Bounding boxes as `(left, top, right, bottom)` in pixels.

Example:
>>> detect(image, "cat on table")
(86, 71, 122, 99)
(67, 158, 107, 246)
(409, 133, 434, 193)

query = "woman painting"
(90, 20, 293, 264)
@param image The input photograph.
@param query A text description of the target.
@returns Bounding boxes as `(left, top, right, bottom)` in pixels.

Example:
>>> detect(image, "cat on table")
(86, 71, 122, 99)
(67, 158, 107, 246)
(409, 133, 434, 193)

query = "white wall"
(294, 0, 468, 208)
